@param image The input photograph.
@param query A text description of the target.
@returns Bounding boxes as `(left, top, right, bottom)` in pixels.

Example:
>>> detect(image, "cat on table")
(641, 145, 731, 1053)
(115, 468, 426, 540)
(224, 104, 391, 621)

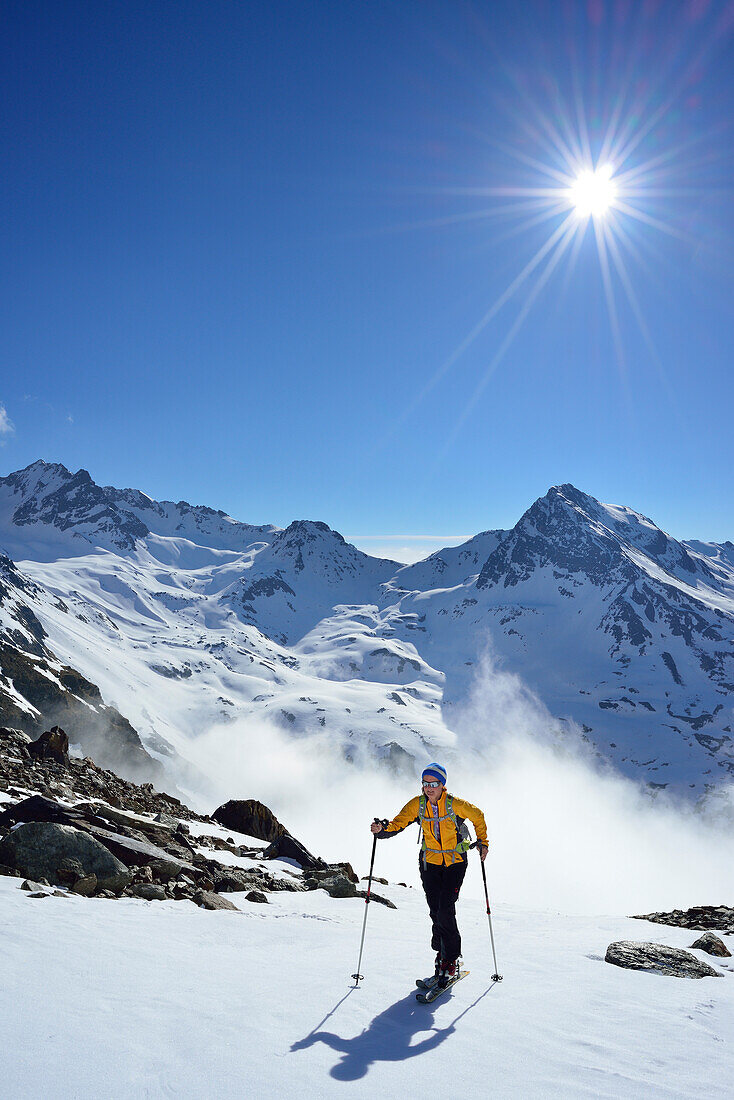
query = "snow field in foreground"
(1, 876, 733, 1099)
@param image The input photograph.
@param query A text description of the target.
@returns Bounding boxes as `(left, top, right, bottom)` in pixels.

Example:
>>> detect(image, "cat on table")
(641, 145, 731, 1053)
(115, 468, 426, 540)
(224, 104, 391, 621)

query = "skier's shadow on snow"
(291, 983, 497, 1081)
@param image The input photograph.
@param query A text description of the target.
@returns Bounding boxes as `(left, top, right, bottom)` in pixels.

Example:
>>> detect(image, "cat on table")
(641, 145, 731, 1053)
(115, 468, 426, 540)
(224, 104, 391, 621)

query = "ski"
(416, 969, 470, 1003)
(415, 973, 440, 990)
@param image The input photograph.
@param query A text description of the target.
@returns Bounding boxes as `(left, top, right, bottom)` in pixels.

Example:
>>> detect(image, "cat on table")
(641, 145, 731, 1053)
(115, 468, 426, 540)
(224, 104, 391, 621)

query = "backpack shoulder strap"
(417, 794, 427, 846)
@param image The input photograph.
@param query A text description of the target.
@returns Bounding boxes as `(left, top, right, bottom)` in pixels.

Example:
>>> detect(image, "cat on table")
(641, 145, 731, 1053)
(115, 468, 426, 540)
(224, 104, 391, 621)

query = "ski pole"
(473, 842, 503, 982)
(351, 817, 387, 986)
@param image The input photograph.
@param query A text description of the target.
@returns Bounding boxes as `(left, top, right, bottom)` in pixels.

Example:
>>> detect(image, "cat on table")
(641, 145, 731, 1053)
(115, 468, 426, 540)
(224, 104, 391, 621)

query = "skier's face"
(422, 780, 444, 805)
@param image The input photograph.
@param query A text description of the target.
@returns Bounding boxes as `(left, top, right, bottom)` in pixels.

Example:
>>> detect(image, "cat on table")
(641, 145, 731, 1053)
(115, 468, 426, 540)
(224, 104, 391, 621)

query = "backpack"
(417, 793, 473, 862)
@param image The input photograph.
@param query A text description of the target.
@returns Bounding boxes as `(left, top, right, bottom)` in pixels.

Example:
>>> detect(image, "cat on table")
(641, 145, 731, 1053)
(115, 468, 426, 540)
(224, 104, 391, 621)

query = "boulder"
(690, 932, 731, 957)
(0, 821, 131, 893)
(71, 874, 97, 896)
(130, 883, 167, 901)
(0, 726, 31, 748)
(0, 794, 85, 828)
(193, 889, 239, 911)
(245, 890, 268, 904)
(262, 833, 324, 872)
(212, 799, 286, 842)
(20, 879, 49, 892)
(148, 858, 184, 883)
(209, 866, 268, 893)
(359, 889, 397, 909)
(605, 941, 722, 978)
(304, 870, 357, 898)
(317, 874, 357, 899)
(82, 823, 195, 875)
(27, 726, 69, 766)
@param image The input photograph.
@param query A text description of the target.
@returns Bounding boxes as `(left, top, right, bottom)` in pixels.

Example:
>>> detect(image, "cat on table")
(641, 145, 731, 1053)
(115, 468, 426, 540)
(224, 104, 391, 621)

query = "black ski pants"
(419, 856, 467, 963)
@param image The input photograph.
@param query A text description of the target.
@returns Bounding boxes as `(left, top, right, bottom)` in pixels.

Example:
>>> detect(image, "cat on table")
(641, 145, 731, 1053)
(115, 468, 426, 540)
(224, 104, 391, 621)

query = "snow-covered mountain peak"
(0, 461, 149, 554)
(0, 460, 278, 557)
(476, 483, 628, 589)
(270, 519, 398, 577)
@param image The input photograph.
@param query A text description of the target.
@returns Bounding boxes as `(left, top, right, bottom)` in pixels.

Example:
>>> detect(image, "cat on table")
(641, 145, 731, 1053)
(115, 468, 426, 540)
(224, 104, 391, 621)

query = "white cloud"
(0, 404, 14, 443)
(347, 534, 472, 563)
(180, 646, 734, 917)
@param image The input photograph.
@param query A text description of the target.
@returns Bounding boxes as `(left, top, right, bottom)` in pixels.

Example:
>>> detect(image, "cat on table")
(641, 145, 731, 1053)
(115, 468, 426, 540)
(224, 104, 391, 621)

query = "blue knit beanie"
(422, 762, 447, 786)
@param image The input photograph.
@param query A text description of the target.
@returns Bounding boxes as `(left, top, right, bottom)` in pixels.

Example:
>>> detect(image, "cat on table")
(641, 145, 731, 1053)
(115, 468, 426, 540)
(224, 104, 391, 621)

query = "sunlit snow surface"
(2, 870, 733, 1099)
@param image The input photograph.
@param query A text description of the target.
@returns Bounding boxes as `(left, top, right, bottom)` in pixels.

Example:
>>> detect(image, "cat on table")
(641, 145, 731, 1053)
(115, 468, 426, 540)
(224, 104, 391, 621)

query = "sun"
(568, 164, 618, 220)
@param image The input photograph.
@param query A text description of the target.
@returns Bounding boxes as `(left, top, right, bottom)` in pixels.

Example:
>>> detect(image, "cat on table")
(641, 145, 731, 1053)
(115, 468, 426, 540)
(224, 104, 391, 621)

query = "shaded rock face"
(690, 932, 731, 957)
(605, 941, 722, 978)
(28, 726, 69, 765)
(213, 799, 287, 842)
(130, 884, 167, 901)
(212, 798, 327, 871)
(0, 582, 163, 783)
(0, 821, 131, 893)
(262, 833, 324, 872)
(245, 890, 268, 904)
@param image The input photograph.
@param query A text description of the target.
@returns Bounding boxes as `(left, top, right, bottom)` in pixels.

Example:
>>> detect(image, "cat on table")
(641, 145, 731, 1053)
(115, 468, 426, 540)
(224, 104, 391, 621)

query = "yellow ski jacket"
(379, 791, 488, 866)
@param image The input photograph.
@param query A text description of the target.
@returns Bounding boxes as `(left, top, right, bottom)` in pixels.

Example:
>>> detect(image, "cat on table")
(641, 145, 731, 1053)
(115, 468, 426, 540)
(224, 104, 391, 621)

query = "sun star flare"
(568, 164, 618, 220)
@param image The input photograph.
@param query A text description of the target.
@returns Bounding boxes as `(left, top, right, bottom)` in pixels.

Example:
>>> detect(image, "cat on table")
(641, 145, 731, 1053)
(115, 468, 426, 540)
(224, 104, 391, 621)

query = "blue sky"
(1, 0, 733, 560)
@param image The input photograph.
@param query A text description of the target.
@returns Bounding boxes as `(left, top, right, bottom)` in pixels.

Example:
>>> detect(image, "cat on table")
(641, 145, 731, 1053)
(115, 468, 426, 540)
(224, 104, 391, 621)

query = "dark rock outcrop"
(0, 727, 191, 820)
(245, 890, 268, 904)
(212, 799, 287, 842)
(213, 797, 327, 871)
(262, 832, 324, 871)
(605, 940, 722, 978)
(631, 905, 734, 935)
(27, 726, 69, 765)
(1, 727, 375, 911)
(193, 889, 239, 911)
(690, 932, 731, 957)
(0, 821, 131, 893)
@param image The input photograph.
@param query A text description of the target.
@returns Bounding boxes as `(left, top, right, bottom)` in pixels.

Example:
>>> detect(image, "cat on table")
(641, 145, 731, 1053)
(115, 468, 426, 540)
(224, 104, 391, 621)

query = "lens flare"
(568, 164, 617, 219)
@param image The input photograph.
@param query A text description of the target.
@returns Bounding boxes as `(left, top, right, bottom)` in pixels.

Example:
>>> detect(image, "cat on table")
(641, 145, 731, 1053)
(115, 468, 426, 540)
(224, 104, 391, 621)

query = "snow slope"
(2, 871, 733, 1099)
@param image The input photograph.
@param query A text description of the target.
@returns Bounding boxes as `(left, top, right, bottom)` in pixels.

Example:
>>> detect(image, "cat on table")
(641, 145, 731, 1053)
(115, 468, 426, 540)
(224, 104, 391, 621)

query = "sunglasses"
(422, 780, 442, 789)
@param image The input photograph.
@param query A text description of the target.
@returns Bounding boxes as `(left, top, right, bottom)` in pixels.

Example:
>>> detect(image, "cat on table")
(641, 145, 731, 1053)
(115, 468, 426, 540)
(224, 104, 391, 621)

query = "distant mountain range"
(1, 460, 732, 807)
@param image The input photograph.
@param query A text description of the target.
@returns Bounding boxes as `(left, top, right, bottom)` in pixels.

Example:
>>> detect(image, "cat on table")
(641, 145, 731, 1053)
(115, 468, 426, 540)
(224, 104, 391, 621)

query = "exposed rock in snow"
(631, 905, 734, 935)
(605, 940, 722, 978)
(690, 932, 731, 957)
(213, 798, 288, 841)
(27, 724, 69, 765)
(192, 888, 238, 911)
(0, 820, 131, 893)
